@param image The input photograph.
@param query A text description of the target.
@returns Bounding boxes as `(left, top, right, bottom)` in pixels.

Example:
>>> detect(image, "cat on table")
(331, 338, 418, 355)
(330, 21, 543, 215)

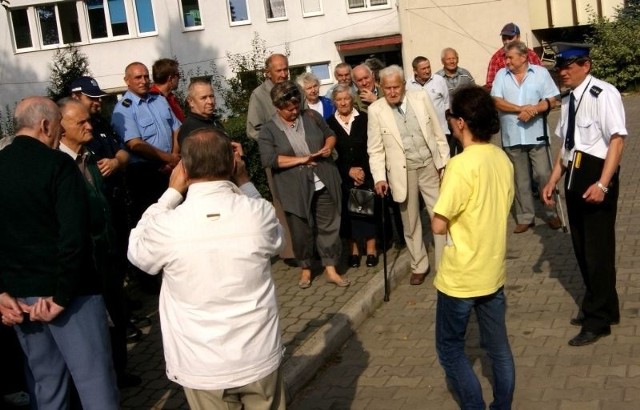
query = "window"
(228, 0, 250, 25)
(347, 0, 390, 12)
(86, 0, 129, 39)
(290, 62, 332, 85)
(179, 0, 202, 29)
(34, 3, 81, 48)
(301, 0, 323, 17)
(134, 0, 156, 34)
(10, 9, 33, 49)
(264, 0, 286, 21)
(8, 0, 158, 52)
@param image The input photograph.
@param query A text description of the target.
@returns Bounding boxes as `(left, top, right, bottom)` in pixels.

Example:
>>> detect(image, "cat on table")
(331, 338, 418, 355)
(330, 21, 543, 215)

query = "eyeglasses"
(445, 109, 461, 121)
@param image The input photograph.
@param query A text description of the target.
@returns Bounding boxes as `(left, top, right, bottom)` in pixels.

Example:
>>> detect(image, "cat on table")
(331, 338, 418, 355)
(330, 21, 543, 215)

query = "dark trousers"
(285, 188, 341, 268)
(127, 162, 169, 224)
(565, 172, 620, 332)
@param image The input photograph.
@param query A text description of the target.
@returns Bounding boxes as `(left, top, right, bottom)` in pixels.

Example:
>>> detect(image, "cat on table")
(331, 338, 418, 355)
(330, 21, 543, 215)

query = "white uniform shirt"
(128, 180, 284, 390)
(556, 74, 627, 165)
(406, 74, 450, 135)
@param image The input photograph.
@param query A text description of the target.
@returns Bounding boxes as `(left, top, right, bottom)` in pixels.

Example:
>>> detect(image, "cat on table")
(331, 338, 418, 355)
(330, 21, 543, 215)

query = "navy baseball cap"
(500, 23, 520, 37)
(70, 76, 107, 98)
(552, 43, 592, 68)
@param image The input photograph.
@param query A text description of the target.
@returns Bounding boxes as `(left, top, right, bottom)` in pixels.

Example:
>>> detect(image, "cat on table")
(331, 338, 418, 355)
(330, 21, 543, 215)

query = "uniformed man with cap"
(542, 43, 627, 346)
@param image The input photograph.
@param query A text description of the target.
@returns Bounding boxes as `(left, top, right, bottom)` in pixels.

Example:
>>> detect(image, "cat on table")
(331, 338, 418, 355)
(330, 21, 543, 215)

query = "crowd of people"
(0, 20, 628, 410)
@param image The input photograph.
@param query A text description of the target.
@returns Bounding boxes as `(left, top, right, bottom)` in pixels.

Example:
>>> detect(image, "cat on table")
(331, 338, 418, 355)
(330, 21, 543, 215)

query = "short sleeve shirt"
(491, 64, 559, 147)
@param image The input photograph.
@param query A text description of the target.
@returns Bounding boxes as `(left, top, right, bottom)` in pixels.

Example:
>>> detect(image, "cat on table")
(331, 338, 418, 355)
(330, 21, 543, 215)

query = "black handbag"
(348, 188, 375, 217)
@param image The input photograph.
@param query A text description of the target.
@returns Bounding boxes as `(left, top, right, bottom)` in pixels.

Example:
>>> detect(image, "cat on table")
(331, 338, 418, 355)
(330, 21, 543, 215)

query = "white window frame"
(9, 7, 38, 52)
(292, 62, 332, 85)
(32, 3, 84, 50)
(264, 0, 287, 22)
(84, 0, 133, 43)
(178, 0, 204, 31)
(346, 0, 391, 13)
(227, 0, 252, 27)
(301, 0, 323, 17)
(132, 0, 158, 37)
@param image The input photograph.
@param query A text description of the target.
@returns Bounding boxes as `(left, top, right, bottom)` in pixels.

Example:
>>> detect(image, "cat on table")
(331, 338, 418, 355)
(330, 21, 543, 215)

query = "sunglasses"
(280, 88, 301, 103)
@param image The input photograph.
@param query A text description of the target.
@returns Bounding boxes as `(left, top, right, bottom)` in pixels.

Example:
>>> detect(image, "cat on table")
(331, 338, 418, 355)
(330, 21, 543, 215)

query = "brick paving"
(121, 94, 640, 409)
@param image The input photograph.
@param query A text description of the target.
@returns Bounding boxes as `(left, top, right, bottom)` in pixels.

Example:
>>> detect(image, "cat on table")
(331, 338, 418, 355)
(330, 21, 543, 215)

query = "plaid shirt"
(485, 47, 541, 89)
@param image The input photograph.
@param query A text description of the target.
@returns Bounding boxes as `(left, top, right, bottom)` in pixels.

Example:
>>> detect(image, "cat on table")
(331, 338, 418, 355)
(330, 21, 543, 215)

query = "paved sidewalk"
(121, 94, 640, 409)
(289, 94, 640, 409)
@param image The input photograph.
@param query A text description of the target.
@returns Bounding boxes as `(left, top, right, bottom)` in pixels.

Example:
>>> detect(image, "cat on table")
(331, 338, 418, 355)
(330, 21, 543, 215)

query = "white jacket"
(128, 180, 284, 390)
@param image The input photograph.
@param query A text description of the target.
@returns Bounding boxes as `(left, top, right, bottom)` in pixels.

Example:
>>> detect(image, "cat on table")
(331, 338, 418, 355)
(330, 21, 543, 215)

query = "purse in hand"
(348, 188, 375, 217)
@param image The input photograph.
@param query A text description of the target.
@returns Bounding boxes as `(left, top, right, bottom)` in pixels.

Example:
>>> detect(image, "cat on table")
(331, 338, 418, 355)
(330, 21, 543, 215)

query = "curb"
(282, 248, 412, 402)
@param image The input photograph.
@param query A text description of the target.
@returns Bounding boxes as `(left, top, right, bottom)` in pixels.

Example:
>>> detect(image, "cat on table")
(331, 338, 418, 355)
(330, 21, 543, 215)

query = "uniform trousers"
(14, 295, 119, 410)
(285, 187, 341, 268)
(565, 172, 620, 333)
(504, 144, 556, 224)
(183, 367, 285, 410)
(398, 162, 444, 274)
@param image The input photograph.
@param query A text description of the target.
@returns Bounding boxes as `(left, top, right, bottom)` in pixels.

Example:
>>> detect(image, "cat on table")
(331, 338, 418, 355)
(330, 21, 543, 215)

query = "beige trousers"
(184, 367, 285, 410)
(398, 163, 445, 274)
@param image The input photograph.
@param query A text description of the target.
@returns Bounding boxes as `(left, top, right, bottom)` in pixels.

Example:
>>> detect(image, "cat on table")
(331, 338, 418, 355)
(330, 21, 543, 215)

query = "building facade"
(0, 0, 400, 107)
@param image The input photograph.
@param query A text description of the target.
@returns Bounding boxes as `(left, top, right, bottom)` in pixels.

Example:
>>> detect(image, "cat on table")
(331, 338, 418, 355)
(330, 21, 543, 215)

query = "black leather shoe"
(283, 258, 298, 267)
(568, 329, 611, 346)
(365, 254, 378, 267)
(570, 317, 620, 327)
(348, 254, 361, 268)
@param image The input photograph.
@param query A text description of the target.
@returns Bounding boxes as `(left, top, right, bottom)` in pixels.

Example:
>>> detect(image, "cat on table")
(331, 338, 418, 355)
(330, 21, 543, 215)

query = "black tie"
(565, 93, 576, 150)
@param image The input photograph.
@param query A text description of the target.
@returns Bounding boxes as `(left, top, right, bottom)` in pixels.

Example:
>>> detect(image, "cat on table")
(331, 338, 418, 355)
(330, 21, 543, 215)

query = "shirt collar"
(58, 141, 84, 160)
(571, 74, 593, 96)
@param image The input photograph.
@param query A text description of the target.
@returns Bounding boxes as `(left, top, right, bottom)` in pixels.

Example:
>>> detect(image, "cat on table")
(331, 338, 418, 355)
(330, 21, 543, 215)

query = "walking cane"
(537, 101, 568, 233)
(381, 193, 390, 301)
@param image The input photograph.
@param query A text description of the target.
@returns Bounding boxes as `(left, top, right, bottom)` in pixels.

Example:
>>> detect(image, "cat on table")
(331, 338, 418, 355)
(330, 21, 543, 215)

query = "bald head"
(265, 54, 289, 84)
(58, 98, 93, 152)
(124, 62, 150, 97)
(14, 96, 62, 148)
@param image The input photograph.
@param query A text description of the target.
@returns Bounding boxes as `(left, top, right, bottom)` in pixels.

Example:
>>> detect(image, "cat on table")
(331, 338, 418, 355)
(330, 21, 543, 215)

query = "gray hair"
(441, 47, 459, 59)
(270, 80, 302, 109)
(0, 135, 15, 150)
(505, 41, 528, 56)
(334, 62, 351, 76)
(296, 72, 320, 88)
(379, 65, 405, 82)
(330, 84, 355, 104)
(13, 96, 59, 132)
(351, 64, 373, 81)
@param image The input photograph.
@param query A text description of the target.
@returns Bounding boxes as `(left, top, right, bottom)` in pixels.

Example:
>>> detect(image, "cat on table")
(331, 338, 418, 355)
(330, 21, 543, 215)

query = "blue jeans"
(436, 288, 515, 410)
(14, 295, 119, 410)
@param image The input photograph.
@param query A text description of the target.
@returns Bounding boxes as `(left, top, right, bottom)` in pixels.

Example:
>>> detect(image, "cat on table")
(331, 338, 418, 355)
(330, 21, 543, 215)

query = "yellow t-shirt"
(433, 143, 514, 298)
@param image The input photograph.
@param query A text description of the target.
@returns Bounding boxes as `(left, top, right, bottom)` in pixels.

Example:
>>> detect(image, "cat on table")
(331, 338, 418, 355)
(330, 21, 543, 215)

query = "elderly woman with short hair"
(296, 72, 335, 120)
(326, 84, 378, 268)
(258, 80, 349, 289)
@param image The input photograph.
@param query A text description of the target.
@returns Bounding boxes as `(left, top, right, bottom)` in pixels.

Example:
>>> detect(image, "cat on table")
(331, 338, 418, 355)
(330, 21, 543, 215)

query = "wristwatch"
(596, 181, 609, 194)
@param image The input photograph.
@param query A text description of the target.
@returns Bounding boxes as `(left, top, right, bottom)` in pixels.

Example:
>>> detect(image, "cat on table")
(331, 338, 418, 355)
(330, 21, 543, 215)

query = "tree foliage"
(586, 1, 640, 91)
(222, 32, 269, 116)
(47, 45, 90, 101)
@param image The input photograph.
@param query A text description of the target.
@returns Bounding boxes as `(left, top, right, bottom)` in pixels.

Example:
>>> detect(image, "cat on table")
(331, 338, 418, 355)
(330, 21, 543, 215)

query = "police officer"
(542, 44, 627, 346)
(111, 62, 181, 224)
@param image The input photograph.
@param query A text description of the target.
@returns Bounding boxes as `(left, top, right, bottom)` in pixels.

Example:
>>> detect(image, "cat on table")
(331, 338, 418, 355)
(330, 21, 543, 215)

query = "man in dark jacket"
(177, 79, 225, 146)
(0, 96, 118, 409)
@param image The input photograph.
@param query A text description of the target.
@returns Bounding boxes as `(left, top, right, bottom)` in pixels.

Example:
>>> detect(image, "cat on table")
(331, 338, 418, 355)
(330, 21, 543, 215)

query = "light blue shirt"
(111, 90, 181, 163)
(491, 64, 559, 147)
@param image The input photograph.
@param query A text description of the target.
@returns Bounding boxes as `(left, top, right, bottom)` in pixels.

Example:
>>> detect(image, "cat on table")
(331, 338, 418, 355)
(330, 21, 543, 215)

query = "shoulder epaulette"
(590, 85, 602, 97)
(121, 98, 132, 107)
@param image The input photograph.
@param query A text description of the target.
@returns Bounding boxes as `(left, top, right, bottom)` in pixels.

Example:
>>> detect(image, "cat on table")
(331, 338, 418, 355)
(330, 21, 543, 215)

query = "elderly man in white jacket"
(128, 128, 285, 410)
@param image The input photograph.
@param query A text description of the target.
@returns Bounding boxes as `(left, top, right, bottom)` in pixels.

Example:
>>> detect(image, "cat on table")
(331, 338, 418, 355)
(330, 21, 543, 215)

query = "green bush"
(223, 114, 270, 200)
(47, 45, 90, 101)
(587, 2, 640, 91)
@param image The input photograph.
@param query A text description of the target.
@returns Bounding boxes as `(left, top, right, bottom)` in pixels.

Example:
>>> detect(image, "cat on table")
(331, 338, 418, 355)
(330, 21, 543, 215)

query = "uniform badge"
(589, 86, 602, 97)
(122, 98, 132, 107)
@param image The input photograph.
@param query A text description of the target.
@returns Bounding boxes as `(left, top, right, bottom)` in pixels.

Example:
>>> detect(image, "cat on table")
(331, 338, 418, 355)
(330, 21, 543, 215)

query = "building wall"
(0, 0, 399, 107)
(398, 0, 623, 87)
